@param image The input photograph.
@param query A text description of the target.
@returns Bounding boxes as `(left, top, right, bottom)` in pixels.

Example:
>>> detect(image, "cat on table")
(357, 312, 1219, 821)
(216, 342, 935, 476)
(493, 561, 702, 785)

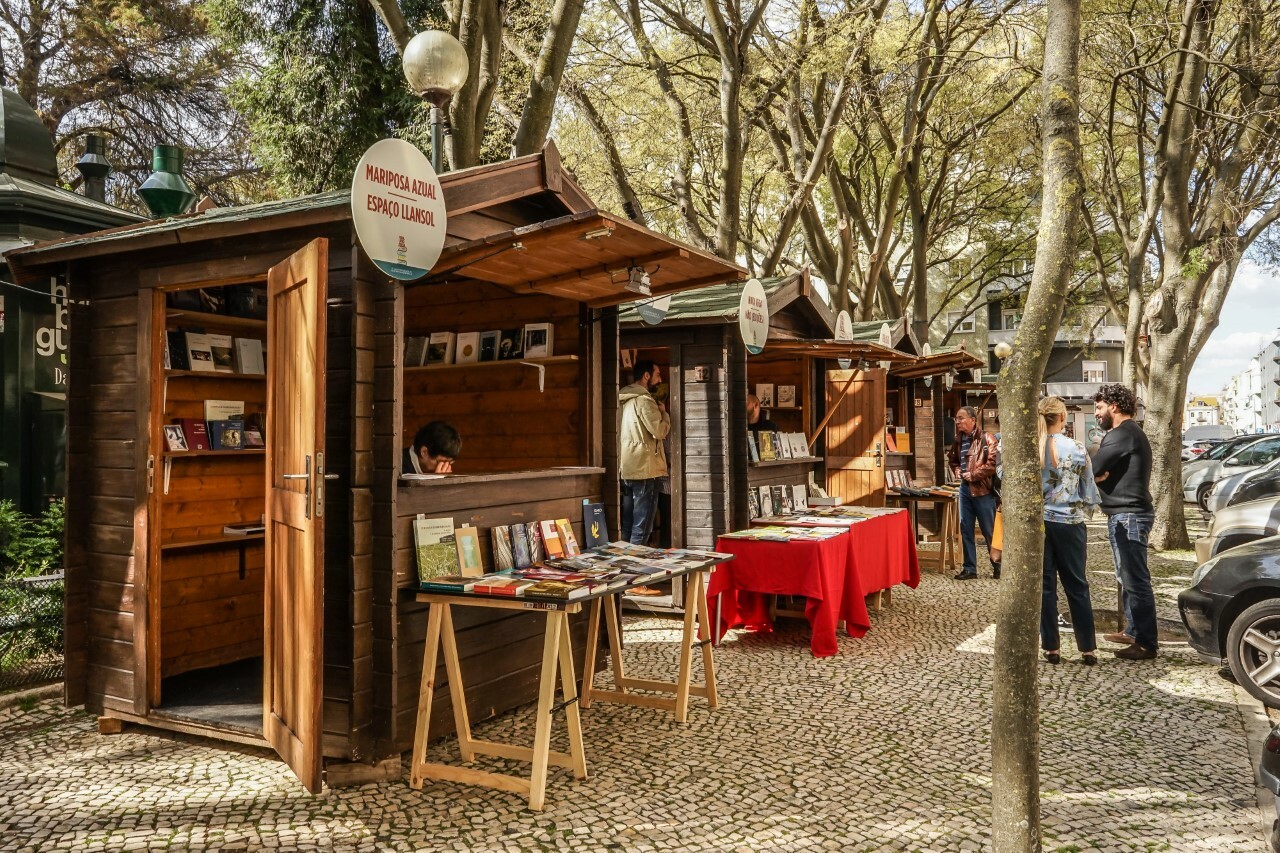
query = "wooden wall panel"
(159, 546, 264, 678)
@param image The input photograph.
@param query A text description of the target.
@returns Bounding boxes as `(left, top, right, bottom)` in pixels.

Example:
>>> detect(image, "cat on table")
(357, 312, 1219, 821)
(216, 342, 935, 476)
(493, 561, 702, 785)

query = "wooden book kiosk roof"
(5, 143, 744, 305)
(889, 346, 984, 380)
(748, 338, 911, 364)
(617, 269, 834, 334)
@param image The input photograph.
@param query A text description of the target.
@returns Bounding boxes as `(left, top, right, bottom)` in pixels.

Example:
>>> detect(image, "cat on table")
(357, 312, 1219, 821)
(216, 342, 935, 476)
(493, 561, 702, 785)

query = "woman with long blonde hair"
(1038, 396, 1102, 665)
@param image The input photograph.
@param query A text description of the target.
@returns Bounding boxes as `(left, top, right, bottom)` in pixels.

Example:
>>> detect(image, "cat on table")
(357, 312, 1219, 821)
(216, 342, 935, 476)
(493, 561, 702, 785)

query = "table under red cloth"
(709, 533, 870, 658)
(846, 510, 921, 593)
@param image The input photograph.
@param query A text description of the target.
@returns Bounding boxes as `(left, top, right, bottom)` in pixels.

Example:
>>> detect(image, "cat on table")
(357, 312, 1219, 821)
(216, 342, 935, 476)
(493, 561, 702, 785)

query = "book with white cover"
(233, 337, 265, 374)
(523, 322, 554, 358)
(204, 399, 246, 423)
(777, 385, 796, 407)
(185, 332, 216, 372)
(455, 331, 481, 364)
(426, 332, 456, 366)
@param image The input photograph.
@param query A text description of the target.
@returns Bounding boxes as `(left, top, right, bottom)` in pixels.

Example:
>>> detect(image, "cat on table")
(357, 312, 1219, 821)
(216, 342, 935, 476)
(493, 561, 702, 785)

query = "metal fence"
(0, 572, 64, 691)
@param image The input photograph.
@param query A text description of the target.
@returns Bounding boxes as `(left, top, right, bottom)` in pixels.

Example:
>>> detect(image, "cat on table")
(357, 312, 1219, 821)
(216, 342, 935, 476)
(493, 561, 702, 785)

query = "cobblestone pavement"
(0, 546, 1269, 852)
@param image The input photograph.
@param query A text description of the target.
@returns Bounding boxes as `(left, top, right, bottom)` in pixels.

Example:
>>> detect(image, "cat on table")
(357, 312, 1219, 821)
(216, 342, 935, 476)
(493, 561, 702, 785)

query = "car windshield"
(1203, 437, 1260, 461)
(1226, 436, 1280, 467)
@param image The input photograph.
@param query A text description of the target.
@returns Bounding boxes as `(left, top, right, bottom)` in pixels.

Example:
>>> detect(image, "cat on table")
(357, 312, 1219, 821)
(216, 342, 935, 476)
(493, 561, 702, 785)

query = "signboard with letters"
(350, 139, 447, 281)
(738, 279, 768, 355)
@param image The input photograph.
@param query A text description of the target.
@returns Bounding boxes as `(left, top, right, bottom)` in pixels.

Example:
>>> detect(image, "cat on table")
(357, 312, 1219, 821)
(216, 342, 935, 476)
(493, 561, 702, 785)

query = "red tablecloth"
(709, 533, 870, 658)
(848, 510, 921, 593)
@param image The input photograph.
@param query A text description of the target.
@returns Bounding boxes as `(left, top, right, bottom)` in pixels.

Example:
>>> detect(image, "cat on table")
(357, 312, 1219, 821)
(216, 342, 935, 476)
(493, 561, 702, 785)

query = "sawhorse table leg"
(408, 602, 587, 811)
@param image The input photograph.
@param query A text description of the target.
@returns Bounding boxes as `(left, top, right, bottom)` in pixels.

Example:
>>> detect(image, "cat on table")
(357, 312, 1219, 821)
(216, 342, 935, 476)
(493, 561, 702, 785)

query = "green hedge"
(0, 500, 65, 687)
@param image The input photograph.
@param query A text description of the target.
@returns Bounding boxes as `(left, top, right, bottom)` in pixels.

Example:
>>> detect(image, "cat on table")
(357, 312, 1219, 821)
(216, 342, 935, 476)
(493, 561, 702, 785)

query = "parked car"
(1179, 535, 1280, 707)
(1207, 455, 1280, 513)
(1196, 496, 1280, 564)
(1259, 723, 1280, 852)
(1184, 435, 1280, 511)
(1227, 456, 1280, 508)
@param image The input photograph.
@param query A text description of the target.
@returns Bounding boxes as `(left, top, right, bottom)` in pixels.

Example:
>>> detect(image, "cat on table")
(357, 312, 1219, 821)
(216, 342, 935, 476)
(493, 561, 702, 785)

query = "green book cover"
(414, 516, 458, 585)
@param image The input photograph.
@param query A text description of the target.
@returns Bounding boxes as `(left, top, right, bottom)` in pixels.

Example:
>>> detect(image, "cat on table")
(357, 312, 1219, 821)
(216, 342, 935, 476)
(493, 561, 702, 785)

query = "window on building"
(1083, 360, 1107, 383)
(1002, 309, 1023, 331)
(947, 310, 976, 334)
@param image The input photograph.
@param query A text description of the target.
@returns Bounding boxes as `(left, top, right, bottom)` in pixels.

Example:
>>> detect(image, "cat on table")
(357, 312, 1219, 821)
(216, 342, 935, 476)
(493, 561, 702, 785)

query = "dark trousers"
(958, 483, 998, 575)
(621, 478, 659, 545)
(1108, 512, 1158, 650)
(1040, 520, 1096, 653)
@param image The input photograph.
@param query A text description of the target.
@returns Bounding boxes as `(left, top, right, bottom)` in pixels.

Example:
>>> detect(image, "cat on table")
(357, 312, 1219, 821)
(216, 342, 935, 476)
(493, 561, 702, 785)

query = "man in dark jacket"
(1092, 383, 1157, 660)
(949, 406, 1001, 580)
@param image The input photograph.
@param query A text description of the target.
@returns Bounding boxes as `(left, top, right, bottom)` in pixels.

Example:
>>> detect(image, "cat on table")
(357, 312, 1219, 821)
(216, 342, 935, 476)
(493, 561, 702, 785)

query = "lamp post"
(402, 30, 469, 173)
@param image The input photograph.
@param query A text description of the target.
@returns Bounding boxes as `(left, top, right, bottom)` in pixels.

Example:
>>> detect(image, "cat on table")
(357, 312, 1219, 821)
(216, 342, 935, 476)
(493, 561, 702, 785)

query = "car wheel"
(1226, 599, 1280, 709)
(1197, 483, 1213, 512)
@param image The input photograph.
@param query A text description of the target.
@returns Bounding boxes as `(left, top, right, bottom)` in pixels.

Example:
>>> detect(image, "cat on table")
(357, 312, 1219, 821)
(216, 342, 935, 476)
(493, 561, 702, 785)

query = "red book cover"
(177, 418, 209, 451)
(472, 576, 531, 597)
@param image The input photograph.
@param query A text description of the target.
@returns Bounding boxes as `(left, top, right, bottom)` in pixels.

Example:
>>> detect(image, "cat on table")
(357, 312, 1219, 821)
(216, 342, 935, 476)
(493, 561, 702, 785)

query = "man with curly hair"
(1092, 383, 1157, 660)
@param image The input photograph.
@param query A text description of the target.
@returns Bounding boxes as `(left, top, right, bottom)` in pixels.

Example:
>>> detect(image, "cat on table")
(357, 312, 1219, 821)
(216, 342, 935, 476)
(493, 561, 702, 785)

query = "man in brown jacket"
(948, 406, 1000, 580)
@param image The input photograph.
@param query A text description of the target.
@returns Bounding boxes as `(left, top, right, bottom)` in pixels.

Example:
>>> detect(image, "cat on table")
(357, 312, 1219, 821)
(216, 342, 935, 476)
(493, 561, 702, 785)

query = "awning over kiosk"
(747, 338, 912, 364)
(888, 347, 984, 380)
(425, 210, 746, 307)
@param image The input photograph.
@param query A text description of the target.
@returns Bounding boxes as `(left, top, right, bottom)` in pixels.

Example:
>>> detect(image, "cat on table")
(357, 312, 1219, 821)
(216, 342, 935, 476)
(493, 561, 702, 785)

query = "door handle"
(282, 456, 312, 518)
(281, 474, 309, 479)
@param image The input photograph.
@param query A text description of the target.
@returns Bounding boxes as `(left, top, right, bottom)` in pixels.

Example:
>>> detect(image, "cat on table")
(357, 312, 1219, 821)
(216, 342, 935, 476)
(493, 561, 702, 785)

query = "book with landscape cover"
(555, 518, 580, 556)
(414, 515, 458, 586)
(539, 519, 565, 559)
(491, 526, 515, 571)
(582, 501, 608, 549)
(778, 385, 796, 407)
(454, 526, 484, 577)
(419, 574, 477, 594)
(207, 334, 235, 372)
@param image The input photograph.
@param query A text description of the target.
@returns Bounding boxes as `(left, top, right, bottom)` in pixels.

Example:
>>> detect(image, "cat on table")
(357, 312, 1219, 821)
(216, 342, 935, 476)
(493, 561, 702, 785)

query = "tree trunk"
(512, 0, 586, 156)
(991, 0, 1083, 850)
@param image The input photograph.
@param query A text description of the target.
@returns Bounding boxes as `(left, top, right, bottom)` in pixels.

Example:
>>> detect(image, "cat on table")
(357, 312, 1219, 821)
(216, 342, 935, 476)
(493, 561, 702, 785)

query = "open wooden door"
(263, 238, 328, 793)
(824, 368, 887, 506)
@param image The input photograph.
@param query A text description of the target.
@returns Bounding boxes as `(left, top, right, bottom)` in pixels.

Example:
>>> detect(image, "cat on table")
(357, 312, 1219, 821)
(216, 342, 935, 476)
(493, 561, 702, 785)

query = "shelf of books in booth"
(163, 449, 266, 458)
(164, 369, 265, 381)
(403, 355, 578, 374)
(166, 309, 266, 332)
(749, 456, 823, 468)
(161, 533, 265, 552)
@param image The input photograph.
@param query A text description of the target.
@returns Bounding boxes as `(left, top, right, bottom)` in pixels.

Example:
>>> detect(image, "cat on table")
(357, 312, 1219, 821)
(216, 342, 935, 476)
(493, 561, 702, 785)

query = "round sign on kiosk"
(351, 139, 447, 281)
(637, 294, 672, 326)
(739, 279, 769, 355)
(835, 309, 853, 369)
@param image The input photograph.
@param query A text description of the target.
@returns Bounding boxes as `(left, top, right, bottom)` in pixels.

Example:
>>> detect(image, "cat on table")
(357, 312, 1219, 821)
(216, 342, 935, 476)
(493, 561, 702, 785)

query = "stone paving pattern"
(0, 515, 1268, 852)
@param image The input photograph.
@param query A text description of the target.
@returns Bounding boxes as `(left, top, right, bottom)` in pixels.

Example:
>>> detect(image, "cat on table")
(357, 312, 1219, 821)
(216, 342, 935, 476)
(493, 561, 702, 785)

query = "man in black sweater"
(1092, 383, 1157, 660)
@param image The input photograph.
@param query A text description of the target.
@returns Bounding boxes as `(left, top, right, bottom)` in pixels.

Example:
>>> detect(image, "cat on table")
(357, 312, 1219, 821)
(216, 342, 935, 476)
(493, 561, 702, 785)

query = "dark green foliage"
(208, 0, 447, 195)
(0, 499, 63, 579)
(0, 501, 65, 685)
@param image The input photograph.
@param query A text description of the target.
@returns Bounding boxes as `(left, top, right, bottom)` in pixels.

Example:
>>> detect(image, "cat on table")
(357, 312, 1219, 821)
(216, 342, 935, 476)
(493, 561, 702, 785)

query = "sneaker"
(1103, 631, 1135, 645)
(953, 571, 978, 581)
(1114, 643, 1157, 660)
(1057, 613, 1071, 629)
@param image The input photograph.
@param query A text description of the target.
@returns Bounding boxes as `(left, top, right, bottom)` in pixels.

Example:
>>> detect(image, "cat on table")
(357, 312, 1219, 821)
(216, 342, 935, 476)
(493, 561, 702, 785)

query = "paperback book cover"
(207, 334, 235, 373)
(512, 524, 532, 569)
(414, 516, 458, 585)
(747, 433, 759, 463)
(523, 580, 591, 601)
(405, 336, 428, 367)
(472, 574, 533, 596)
(233, 338, 265, 374)
(426, 332, 456, 366)
(491, 526, 515, 571)
(498, 328, 524, 360)
(207, 419, 244, 451)
(759, 486, 774, 517)
(204, 399, 245, 423)
(419, 574, 477, 594)
(748, 489, 761, 519)
(539, 519, 565, 559)
(525, 521, 544, 564)
(755, 383, 775, 407)
(177, 418, 209, 451)
(758, 431, 777, 461)
(185, 332, 216, 372)
(522, 322, 554, 358)
(478, 330, 500, 362)
(792, 484, 809, 511)
(555, 518, 580, 556)
(772, 485, 791, 515)
(454, 526, 484, 577)
(777, 385, 796, 407)
(455, 331, 481, 364)
(582, 502, 609, 549)
(167, 330, 191, 371)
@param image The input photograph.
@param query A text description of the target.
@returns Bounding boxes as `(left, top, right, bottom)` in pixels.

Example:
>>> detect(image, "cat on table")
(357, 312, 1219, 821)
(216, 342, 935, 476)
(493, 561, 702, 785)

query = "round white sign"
(835, 309, 854, 369)
(351, 139, 447, 281)
(738, 279, 769, 355)
(638, 294, 672, 326)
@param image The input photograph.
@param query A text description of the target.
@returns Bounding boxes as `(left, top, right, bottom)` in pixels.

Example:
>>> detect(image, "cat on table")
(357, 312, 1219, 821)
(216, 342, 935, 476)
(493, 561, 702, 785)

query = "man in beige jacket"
(618, 360, 670, 544)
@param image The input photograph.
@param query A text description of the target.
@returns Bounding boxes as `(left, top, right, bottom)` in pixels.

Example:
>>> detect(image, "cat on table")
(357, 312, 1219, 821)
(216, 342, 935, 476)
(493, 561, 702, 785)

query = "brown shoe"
(1103, 632, 1135, 645)
(1114, 644, 1157, 660)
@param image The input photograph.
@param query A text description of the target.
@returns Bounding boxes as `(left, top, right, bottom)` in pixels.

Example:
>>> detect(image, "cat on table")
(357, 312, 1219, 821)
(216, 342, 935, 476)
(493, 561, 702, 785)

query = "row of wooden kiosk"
(5, 144, 986, 796)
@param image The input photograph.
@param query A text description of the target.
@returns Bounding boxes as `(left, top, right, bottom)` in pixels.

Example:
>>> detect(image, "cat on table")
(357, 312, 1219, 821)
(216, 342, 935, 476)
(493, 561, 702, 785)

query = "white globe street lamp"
(402, 30, 469, 172)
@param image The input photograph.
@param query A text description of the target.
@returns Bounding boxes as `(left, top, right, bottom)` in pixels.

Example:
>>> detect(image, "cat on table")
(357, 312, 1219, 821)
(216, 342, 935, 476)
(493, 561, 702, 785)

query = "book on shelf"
(478, 330, 500, 362)
(233, 338, 265, 374)
(747, 433, 759, 463)
(455, 331, 480, 364)
(223, 521, 265, 536)
(419, 574, 478, 594)
(790, 433, 810, 458)
(522, 322, 554, 358)
(524, 521, 544, 564)
(176, 418, 209, 451)
(792, 484, 809, 511)
(775, 433, 792, 459)
(539, 519, 565, 559)
(413, 515, 458, 585)
(163, 424, 188, 452)
(207, 334, 235, 373)
(185, 332, 216, 372)
(207, 419, 244, 451)
(454, 526, 484, 577)
(491, 526, 515, 571)
(555, 518, 580, 556)
(758, 486, 774, 517)
(498, 328, 524, 360)
(166, 330, 191, 371)
(895, 428, 911, 453)
(472, 573, 534, 597)
(426, 332, 456, 366)
(773, 484, 792, 514)
(582, 501, 609, 549)
(884, 430, 897, 453)
(755, 383, 775, 407)
(777, 385, 796, 407)
(748, 489, 761, 519)
(404, 336, 428, 367)
(511, 524, 532, 569)
(204, 399, 245, 423)
(758, 431, 777, 461)
(243, 428, 264, 448)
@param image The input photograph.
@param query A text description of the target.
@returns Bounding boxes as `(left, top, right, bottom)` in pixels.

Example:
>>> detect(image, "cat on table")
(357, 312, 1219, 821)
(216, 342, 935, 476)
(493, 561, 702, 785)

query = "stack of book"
(748, 431, 812, 463)
(167, 330, 265, 375)
(404, 322, 555, 367)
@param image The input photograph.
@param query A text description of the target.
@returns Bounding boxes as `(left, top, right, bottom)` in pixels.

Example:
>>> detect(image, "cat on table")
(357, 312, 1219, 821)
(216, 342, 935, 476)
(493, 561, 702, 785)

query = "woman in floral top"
(1039, 396, 1102, 665)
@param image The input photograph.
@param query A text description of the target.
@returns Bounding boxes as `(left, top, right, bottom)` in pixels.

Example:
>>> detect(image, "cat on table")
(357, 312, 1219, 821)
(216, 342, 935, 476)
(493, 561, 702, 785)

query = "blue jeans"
(1108, 512, 1157, 650)
(1041, 521, 1096, 653)
(621, 478, 659, 545)
(958, 483, 998, 576)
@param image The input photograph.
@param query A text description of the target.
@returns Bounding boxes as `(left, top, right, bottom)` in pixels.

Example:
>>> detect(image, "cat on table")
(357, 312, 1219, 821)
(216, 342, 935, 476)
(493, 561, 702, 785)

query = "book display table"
(409, 551, 732, 810)
(886, 491, 960, 575)
(710, 531, 870, 658)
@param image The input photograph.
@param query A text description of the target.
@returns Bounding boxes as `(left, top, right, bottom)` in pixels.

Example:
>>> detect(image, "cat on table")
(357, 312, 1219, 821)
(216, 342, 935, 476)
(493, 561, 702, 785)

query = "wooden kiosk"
(5, 146, 742, 792)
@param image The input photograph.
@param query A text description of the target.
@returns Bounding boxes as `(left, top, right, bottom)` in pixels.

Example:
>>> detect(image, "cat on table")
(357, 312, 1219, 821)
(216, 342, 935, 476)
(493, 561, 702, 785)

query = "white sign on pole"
(835, 309, 853, 369)
(738, 279, 769, 355)
(637, 294, 672, 326)
(351, 139, 447, 281)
